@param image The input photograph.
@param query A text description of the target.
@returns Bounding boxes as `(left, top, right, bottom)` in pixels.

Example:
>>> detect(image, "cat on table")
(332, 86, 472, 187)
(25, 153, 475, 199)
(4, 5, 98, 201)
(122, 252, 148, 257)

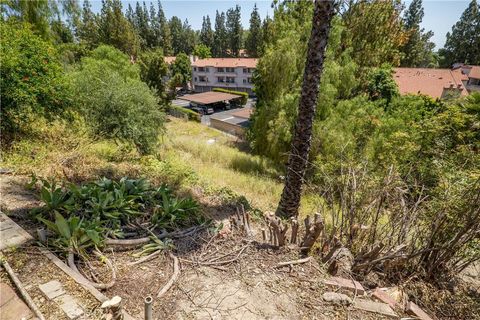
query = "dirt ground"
(1, 173, 478, 320)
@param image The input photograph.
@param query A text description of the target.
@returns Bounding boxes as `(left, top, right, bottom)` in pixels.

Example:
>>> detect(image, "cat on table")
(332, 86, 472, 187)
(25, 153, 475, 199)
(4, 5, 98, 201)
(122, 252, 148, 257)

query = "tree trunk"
(276, 0, 336, 218)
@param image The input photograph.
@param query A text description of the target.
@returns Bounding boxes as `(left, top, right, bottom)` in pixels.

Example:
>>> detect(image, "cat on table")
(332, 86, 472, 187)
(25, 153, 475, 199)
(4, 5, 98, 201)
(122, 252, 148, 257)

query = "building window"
(199, 76, 207, 82)
(218, 77, 225, 83)
(194, 77, 197, 82)
(247, 77, 253, 83)
(226, 67, 235, 73)
(226, 77, 235, 83)
(198, 67, 209, 72)
(217, 67, 224, 73)
(243, 68, 247, 73)
(193, 67, 197, 72)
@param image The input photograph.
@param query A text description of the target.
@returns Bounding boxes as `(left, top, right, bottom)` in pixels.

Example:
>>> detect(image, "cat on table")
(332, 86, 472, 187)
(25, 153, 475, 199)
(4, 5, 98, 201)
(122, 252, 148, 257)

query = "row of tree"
(1, 0, 477, 64)
(0, 0, 270, 58)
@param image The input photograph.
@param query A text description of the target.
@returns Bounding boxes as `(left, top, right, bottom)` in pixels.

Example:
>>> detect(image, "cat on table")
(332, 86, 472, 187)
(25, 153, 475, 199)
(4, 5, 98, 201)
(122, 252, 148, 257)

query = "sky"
(88, 0, 471, 49)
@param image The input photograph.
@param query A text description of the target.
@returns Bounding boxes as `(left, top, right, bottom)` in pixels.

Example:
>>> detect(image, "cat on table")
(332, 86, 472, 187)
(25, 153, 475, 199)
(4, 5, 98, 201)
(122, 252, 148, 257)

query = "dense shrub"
(213, 88, 248, 105)
(69, 45, 165, 154)
(169, 105, 201, 122)
(0, 22, 71, 141)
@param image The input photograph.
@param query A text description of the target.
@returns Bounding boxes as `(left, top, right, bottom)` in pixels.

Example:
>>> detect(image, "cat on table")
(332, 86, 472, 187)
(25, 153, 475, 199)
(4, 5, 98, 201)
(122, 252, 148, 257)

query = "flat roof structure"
(179, 91, 242, 105)
(210, 107, 253, 128)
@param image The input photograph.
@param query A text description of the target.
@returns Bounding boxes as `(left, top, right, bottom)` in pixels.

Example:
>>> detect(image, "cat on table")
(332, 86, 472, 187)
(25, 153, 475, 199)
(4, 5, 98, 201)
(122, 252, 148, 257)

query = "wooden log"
(157, 253, 180, 298)
(291, 218, 299, 244)
(301, 213, 325, 253)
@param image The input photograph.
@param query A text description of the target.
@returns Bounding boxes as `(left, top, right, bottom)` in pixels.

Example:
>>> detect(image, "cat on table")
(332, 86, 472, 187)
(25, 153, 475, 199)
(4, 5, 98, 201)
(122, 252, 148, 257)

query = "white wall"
(192, 66, 254, 92)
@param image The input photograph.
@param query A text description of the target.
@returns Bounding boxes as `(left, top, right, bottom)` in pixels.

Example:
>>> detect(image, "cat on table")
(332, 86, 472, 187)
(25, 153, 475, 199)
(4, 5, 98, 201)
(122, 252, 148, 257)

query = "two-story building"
(191, 58, 258, 95)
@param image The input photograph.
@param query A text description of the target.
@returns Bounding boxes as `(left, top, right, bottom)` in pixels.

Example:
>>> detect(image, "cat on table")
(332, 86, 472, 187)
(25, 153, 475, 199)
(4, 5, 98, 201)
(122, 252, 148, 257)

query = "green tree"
(157, 0, 172, 55)
(98, 0, 139, 56)
(69, 45, 164, 154)
(200, 15, 214, 48)
(276, 0, 336, 219)
(400, 0, 436, 67)
(245, 3, 262, 57)
(258, 15, 273, 56)
(169, 16, 183, 54)
(77, 0, 99, 48)
(442, 0, 480, 65)
(342, 0, 407, 75)
(226, 5, 242, 56)
(1, 0, 53, 39)
(180, 19, 197, 54)
(213, 10, 228, 57)
(193, 44, 212, 58)
(249, 9, 357, 162)
(170, 52, 191, 89)
(138, 48, 169, 100)
(0, 22, 71, 140)
(366, 65, 399, 104)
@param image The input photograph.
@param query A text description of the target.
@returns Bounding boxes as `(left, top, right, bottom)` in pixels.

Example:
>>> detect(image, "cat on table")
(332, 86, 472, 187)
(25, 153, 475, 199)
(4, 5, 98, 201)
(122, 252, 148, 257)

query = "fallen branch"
(157, 252, 180, 298)
(67, 252, 116, 290)
(128, 250, 162, 266)
(105, 226, 203, 249)
(275, 256, 312, 268)
(1, 257, 46, 320)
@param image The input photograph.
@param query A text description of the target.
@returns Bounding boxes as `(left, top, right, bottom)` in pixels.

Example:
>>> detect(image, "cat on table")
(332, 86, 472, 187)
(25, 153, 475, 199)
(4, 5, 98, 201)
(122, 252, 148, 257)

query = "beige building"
(191, 58, 258, 95)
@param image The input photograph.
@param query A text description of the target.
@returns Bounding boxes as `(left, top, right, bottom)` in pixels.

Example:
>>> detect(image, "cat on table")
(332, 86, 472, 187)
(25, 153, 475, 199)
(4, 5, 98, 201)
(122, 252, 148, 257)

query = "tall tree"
(61, 0, 81, 38)
(180, 19, 197, 54)
(245, 3, 262, 57)
(169, 16, 183, 54)
(276, 0, 335, 218)
(78, 0, 99, 48)
(258, 15, 273, 56)
(157, 1, 172, 55)
(226, 5, 242, 56)
(213, 10, 227, 57)
(98, 0, 138, 56)
(342, 0, 406, 75)
(442, 0, 480, 65)
(2, 0, 53, 39)
(200, 15, 214, 49)
(400, 0, 436, 67)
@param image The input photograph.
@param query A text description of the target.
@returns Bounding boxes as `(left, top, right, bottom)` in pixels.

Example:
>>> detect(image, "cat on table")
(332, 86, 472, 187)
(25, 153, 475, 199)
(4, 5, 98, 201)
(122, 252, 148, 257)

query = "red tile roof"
(192, 58, 258, 68)
(164, 56, 176, 64)
(469, 66, 480, 79)
(393, 68, 468, 99)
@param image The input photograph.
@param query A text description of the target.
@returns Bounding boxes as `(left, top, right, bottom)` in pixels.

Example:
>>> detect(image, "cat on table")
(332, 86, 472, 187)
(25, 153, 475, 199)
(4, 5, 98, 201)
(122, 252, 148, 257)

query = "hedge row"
(169, 105, 201, 122)
(212, 88, 248, 105)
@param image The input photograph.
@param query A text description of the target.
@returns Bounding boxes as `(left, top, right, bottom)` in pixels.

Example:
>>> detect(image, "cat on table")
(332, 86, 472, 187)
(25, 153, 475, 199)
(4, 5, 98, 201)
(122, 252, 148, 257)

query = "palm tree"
(276, 0, 336, 218)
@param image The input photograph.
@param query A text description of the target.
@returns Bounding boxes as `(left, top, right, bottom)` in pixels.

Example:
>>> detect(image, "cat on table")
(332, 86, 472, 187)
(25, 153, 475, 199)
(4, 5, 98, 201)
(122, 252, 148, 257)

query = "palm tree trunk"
(276, 0, 336, 219)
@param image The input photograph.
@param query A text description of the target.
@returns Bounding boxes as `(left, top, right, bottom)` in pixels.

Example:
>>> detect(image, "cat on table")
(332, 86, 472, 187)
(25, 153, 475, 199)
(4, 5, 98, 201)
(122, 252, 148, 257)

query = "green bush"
(0, 21, 72, 141)
(69, 45, 165, 154)
(212, 88, 248, 105)
(170, 105, 201, 122)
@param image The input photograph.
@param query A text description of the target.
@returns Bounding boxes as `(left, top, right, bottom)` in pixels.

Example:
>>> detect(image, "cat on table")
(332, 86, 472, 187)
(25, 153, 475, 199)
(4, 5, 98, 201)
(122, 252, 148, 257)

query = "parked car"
(190, 105, 214, 115)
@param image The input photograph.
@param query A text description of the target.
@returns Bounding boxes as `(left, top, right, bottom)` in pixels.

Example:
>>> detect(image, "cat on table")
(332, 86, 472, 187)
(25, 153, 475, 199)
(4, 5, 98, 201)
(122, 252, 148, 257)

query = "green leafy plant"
(152, 187, 201, 230)
(133, 236, 174, 258)
(38, 212, 103, 258)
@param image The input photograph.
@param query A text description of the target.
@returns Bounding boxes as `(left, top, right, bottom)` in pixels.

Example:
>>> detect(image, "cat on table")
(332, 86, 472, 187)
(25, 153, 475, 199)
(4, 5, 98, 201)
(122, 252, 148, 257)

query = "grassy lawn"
(163, 118, 324, 215)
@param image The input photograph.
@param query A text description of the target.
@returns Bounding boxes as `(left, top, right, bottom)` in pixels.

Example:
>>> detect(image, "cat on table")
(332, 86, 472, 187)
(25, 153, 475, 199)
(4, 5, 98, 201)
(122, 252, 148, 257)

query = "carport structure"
(178, 91, 242, 106)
